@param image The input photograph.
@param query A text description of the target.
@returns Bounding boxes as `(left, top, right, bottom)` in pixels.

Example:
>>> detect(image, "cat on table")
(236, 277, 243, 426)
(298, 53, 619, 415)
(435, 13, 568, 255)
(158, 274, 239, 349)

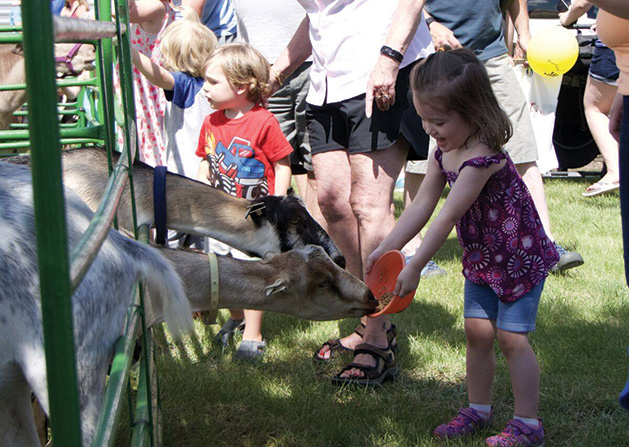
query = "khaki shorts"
(406, 54, 538, 174)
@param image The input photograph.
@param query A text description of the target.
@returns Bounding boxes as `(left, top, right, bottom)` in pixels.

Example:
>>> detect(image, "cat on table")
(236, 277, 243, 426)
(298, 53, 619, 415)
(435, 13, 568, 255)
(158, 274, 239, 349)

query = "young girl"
(118, 0, 176, 167)
(366, 48, 559, 447)
(131, 7, 217, 179)
(196, 43, 293, 359)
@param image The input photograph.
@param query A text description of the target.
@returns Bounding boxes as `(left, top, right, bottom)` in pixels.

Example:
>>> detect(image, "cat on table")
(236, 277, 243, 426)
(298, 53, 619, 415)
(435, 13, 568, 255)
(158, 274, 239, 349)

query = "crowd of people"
(62, 0, 629, 445)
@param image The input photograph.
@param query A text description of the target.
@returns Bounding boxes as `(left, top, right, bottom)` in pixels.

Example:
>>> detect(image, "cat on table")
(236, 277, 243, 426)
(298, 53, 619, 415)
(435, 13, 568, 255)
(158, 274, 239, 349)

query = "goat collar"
(55, 43, 84, 77)
(207, 252, 219, 324)
(153, 166, 168, 246)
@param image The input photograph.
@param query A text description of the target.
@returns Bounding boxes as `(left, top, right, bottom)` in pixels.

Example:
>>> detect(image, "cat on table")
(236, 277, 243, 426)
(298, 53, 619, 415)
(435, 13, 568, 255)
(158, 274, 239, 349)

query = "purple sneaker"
(485, 419, 545, 447)
(433, 407, 492, 439)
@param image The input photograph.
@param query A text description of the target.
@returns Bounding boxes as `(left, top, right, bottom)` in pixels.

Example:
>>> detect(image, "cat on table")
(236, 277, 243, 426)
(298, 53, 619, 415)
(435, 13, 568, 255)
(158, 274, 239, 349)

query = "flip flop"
(312, 323, 398, 362)
(582, 180, 620, 197)
(331, 343, 399, 387)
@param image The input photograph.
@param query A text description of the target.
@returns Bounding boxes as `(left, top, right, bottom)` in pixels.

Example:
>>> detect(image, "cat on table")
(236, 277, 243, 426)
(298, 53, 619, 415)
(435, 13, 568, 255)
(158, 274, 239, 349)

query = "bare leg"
(337, 140, 408, 377)
(465, 318, 497, 405)
(583, 76, 619, 186)
(497, 329, 540, 418)
(517, 162, 554, 241)
(241, 309, 264, 342)
(401, 171, 425, 257)
(304, 171, 326, 227)
(292, 172, 308, 197)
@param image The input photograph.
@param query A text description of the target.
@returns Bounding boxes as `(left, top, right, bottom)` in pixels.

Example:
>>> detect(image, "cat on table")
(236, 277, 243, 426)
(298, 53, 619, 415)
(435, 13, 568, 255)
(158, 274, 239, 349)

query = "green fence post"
(21, 0, 82, 445)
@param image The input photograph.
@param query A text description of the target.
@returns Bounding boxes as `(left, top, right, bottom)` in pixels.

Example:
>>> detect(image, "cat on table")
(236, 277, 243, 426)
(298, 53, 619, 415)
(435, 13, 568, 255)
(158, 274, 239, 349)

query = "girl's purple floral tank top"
(436, 148, 559, 302)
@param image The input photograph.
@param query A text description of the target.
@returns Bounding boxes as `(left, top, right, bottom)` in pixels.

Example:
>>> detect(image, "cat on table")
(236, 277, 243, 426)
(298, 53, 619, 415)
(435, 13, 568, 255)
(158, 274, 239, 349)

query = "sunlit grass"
(115, 177, 628, 447)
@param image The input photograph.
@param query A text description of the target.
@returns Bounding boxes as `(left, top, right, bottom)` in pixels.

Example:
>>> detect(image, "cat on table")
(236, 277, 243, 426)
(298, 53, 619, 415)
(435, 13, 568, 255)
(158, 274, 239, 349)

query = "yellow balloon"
(527, 26, 579, 78)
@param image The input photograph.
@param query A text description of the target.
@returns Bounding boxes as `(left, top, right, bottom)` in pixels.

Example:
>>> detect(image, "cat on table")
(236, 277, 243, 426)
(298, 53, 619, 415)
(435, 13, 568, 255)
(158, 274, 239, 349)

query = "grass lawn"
(116, 176, 628, 447)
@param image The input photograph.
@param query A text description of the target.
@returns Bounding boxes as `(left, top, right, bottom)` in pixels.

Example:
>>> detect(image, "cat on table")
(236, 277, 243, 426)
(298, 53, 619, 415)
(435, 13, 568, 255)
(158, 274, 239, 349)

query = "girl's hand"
(394, 264, 420, 299)
(365, 246, 387, 275)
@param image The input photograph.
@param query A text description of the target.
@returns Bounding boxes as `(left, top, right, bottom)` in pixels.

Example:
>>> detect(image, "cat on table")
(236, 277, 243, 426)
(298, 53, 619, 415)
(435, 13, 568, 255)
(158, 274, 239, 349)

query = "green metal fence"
(12, 1, 162, 445)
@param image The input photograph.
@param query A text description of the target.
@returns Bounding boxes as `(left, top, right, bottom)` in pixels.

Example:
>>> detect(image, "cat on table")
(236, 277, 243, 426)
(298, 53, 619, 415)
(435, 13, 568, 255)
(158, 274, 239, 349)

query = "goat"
(4, 147, 345, 266)
(0, 162, 193, 446)
(0, 162, 374, 446)
(0, 43, 96, 130)
(152, 245, 377, 323)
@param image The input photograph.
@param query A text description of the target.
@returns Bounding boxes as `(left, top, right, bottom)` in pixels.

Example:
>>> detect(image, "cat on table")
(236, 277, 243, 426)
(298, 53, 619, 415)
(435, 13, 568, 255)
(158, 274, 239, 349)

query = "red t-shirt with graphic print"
(195, 105, 293, 200)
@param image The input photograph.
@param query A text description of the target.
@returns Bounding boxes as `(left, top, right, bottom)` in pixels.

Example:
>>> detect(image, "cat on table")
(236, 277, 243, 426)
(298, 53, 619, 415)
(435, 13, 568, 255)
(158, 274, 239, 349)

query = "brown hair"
(203, 43, 271, 104)
(410, 47, 512, 153)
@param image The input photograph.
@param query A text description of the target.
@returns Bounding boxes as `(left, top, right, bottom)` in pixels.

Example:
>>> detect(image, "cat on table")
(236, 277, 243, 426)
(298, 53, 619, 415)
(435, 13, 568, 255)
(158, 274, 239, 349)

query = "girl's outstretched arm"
(128, 0, 168, 24)
(131, 47, 175, 91)
(394, 160, 502, 298)
(366, 156, 445, 273)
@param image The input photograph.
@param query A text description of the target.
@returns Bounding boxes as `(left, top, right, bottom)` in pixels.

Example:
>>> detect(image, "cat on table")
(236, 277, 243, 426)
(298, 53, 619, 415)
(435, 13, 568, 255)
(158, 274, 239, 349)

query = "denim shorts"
(589, 45, 619, 86)
(463, 279, 545, 333)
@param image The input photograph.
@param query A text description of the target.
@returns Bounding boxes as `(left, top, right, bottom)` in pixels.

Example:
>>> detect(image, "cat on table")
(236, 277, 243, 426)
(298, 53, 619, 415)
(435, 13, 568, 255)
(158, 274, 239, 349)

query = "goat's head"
(262, 245, 376, 320)
(54, 43, 96, 77)
(247, 191, 346, 268)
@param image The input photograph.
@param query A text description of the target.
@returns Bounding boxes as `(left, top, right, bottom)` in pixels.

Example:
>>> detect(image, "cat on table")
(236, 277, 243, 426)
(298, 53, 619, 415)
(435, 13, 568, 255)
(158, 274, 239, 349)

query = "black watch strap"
(380, 45, 404, 63)
(425, 17, 436, 26)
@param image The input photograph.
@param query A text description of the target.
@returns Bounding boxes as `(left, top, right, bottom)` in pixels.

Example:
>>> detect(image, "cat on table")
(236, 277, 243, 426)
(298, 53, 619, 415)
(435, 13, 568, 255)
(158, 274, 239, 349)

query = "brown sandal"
(312, 323, 398, 362)
(331, 343, 399, 386)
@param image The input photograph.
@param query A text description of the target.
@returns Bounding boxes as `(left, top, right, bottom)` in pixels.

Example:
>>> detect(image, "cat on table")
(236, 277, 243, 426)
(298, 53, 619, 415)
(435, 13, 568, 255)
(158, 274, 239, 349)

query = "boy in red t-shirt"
(196, 43, 292, 359)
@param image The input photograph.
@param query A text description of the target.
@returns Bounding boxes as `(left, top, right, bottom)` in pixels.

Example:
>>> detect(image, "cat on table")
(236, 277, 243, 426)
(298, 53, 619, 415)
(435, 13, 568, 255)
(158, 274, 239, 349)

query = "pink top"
(436, 148, 559, 302)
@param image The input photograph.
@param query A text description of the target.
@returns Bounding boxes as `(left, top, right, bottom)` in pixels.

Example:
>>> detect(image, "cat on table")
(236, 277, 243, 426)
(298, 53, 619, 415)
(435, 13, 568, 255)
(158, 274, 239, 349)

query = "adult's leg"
(401, 170, 425, 257)
(516, 162, 553, 241)
(312, 150, 360, 276)
(338, 139, 408, 378)
(583, 76, 619, 186)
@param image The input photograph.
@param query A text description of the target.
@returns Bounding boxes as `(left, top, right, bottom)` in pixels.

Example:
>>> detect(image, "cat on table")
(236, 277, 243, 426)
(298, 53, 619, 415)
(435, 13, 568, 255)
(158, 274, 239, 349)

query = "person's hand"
(365, 55, 399, 118)
(365, 246, 387, 275)
(514, 32, 530, 62)
(428, 21, 462, 50)
(393, 263, 420, 299)
(609, 93, 623, 142)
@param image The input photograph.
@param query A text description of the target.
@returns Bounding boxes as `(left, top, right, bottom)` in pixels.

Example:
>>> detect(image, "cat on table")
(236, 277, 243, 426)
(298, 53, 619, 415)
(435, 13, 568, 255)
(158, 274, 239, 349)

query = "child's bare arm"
(196, 159, 211, 185)
(131, 48, 175, 91)
(366, 156, 445, 273)
(273, 156, 292, 196)
(128, 0, 167, 24)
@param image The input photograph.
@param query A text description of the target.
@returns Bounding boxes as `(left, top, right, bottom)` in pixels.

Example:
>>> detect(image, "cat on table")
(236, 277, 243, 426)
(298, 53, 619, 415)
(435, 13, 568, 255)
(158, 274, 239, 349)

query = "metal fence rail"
(19, 1, 159, 445)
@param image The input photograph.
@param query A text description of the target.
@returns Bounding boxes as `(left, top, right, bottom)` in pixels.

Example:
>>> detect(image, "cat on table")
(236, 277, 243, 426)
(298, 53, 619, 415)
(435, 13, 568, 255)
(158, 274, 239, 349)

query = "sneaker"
(551, 242, 584, 272)
(433, 407, 493, 439)
(214, 318, 245, 346)
(235, 339, 266, 361)
(421, 260, 447, 277)
(485, 419, 544, 446)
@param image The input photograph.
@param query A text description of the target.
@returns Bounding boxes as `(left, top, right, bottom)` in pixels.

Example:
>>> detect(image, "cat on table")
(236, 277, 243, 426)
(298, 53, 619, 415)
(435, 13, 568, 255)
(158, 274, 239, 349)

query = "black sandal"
(312, 323, 398, 362)
(331, 343, 399, 386)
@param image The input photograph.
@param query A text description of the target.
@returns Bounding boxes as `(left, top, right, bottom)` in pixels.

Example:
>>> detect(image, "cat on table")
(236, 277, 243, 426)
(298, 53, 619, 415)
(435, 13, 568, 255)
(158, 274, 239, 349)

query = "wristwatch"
(425, 16, 436, 27)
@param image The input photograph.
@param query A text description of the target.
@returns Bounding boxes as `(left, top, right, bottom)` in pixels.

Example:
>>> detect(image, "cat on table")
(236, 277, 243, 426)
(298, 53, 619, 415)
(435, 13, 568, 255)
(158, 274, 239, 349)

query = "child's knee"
(464, 318, 496, 348)
(496, 330, 531, 356)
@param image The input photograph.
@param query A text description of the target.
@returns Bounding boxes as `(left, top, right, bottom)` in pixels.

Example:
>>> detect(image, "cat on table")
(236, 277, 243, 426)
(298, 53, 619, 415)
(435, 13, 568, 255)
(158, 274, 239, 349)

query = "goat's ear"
(264, 278, 287, 296)
(287, 187, 295, 196)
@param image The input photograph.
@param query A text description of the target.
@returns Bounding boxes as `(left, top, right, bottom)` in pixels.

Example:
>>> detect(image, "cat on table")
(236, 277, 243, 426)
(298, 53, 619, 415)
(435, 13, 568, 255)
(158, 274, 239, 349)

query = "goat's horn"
(264, 279, 286, 296)
(244, 202, 266, 219)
